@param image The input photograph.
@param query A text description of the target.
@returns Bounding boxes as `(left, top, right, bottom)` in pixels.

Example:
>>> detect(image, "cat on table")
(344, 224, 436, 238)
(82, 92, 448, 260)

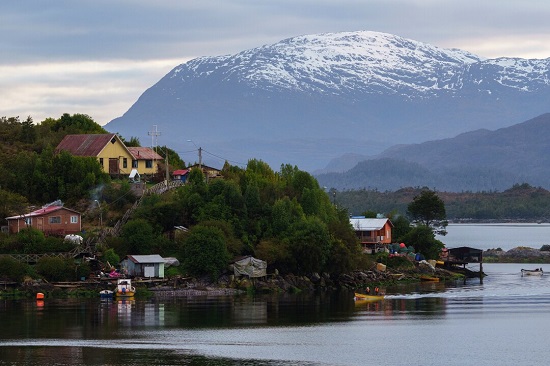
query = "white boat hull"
(521, 269, 543, 276)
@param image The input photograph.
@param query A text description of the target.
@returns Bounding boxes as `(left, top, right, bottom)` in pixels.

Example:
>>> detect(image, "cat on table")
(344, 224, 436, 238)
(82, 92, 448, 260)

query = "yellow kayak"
(420, 275, 440, 282)
(354, 292, 384, 301)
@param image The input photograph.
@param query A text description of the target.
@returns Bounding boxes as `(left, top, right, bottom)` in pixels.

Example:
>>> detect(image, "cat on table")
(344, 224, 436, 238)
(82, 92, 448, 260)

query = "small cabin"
(6, 205, 81, 236)
(172, 169, 189, 183)
(350, 216, 393, 253)
(120, 254, 165, 278)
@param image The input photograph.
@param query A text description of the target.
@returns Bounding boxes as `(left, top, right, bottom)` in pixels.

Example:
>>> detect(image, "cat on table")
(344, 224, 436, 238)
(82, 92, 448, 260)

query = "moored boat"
(420, 275, 440, 282)
(115, 279, 136, 298)
(354, 292, 384, 301)
(521, 268, 543, 276)
(99, 289, 114, 299)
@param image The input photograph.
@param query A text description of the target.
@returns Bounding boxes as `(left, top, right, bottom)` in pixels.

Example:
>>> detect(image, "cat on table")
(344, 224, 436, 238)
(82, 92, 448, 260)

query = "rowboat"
(354, 292, 384, 301)
(420, 275, 440, 282)
(115, 279, 136, 298)
(521, 268, 543, 276)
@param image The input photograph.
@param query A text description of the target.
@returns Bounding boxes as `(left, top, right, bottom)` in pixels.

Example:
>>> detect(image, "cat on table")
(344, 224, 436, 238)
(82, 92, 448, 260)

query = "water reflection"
(3, 265, 550, 366)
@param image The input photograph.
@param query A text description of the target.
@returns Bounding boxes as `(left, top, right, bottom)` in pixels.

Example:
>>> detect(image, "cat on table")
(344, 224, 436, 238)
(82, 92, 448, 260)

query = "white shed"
(120, 254, 165, 278)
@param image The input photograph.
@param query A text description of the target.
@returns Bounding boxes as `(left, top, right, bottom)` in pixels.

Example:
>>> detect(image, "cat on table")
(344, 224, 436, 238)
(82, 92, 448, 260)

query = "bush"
(0, 256, 29, 282)
(387, 256, 415, 270)
(540, 245, 550, 252)
(35, 257, 74, 282)
(181, 226, 230, 280)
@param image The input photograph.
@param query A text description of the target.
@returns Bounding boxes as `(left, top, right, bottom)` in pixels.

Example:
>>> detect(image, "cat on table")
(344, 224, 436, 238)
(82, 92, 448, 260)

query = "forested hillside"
(336, 184, 550, 221)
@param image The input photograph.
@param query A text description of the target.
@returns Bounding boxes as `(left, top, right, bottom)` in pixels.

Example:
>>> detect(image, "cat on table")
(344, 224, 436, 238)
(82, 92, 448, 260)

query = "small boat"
(99, 289, 114, 299)
(354, 292, 384, 301)
(420, 275, 440, 282)
(521, 268, 543, 276)
(114, 279, 136, 298)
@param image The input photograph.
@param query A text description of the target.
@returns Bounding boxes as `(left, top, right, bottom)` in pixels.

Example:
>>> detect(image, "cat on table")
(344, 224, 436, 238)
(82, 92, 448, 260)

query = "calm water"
(437, 223, 550, 250)
(1, 263, 550, 366)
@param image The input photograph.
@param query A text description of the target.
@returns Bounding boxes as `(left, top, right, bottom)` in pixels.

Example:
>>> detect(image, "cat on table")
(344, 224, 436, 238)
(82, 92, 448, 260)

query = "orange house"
(6, 205, 82, 236)
(350, 217, 393, 253)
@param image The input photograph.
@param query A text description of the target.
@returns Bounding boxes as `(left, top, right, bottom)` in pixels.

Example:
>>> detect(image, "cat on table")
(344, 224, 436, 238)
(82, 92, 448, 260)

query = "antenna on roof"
(148, 125, 161, 176)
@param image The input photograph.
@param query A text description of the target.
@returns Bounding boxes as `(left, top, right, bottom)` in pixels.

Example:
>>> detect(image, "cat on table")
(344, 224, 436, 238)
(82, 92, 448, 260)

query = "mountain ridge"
(105, 30, 550, 173)
(315, 113, 550, 192)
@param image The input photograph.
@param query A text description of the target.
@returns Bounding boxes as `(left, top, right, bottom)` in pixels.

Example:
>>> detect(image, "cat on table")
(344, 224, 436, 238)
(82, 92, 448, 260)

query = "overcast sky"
(2, 0, 549, 126)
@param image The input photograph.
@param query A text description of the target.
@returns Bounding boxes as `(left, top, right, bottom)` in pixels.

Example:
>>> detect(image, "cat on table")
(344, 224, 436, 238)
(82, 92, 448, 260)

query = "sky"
(2, 0, 550, 127)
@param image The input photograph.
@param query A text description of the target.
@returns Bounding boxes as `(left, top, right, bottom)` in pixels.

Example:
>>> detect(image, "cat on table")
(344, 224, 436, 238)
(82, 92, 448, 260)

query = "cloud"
(2, 1, 549, 125)
(0, 59, 184, 124)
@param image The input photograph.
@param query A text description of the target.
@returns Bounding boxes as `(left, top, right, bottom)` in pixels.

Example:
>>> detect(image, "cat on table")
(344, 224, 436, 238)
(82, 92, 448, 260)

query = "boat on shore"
(521, 268, 543, 276)
(420, 275, 440, 282)
(115, 279, 136, 298)
(354, 292, 384, 301)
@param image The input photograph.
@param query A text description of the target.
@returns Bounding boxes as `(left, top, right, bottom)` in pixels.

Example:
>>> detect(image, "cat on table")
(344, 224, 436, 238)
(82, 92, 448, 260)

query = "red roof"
(172, 169, 189, 176)
(56, 134, 119, 156)
(6, 206, 80, 220)
(127, 147, 163, 160)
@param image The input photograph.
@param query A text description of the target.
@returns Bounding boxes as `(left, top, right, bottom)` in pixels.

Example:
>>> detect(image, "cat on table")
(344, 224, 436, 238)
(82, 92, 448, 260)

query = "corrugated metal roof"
(350, 218, 392, 231)
(172, 169, 189, 175)
(56, 134, 118, 156)
(125, 255, 164, 264)
(6, 206, 80, 220)
(127, 147, 163, 160)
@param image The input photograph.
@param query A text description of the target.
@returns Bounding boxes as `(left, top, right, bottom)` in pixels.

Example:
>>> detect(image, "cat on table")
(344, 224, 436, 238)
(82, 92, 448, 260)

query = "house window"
(132, 160, 138, 168)
(123, 158, 128, 169)
(146, 160, 153, 168)
(99, 158, 104, 167)
(70, 216, 78, 224)
(49, 216, 61, 224)
(24, 217, 32, 225)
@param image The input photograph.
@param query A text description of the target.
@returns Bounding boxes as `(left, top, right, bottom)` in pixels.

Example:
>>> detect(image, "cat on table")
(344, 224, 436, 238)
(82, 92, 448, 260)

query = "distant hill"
(315, 113, 550, 192)
(105, 31, 550, 173)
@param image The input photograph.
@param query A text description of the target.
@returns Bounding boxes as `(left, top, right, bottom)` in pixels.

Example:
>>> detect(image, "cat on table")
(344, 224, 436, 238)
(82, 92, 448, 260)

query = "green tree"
(400, 225, 444, 259)
(180, 225, 230, 280)
(407, 189, 448, 235)
(35, 257, 74, 282)
(0, 256, 28, 282)
(120, 219, 155, 254)
(392, 215, 412, 241)
(288, 216, 332, 274)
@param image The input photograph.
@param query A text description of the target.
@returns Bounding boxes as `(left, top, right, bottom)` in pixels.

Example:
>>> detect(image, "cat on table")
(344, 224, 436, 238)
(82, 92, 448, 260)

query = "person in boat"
(365, 286, 370, 294)
(374, 287, 380, 295)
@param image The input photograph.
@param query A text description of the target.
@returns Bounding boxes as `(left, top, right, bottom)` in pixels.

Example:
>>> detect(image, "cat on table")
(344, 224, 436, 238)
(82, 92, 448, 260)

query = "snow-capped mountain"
(106, 31, 550, 172)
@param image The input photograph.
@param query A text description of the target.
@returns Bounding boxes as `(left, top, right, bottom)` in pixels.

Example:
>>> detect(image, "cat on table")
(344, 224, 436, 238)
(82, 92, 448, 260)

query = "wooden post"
(480, 252, 484, 284)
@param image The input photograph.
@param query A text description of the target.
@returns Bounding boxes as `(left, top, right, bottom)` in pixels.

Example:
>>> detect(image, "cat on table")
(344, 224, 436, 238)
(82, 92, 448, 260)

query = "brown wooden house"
(350, 217, 394, 253)
(6, 205, 82, 235)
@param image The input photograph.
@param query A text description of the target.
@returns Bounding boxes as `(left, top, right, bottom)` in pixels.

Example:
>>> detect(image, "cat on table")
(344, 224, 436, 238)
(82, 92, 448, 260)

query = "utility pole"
(187, 139, 202, 169)
(165, 151, 169, 186)
(198, 147, 202, 170)
(148, 125, 161, 178)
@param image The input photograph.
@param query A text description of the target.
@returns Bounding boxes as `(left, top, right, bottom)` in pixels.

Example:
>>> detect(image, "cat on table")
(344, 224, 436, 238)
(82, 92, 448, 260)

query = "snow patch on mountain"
(168, 31, 549, 99)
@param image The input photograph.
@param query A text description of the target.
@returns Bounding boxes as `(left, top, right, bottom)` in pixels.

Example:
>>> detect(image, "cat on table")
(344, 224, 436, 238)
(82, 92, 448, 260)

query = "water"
(437, 223, 550, 250)
(1, 263, 550, 365)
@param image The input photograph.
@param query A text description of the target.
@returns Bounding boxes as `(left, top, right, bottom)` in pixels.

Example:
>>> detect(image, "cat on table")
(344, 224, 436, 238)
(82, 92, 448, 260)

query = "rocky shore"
(483, 247, 550, 263)
(3, 261, 472, 298)
(150, 262, 465, 298)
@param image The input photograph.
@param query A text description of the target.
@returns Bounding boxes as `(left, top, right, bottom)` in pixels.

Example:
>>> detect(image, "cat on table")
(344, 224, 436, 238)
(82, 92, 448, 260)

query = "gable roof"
(350, 217, 393, 231)
(172, 169, 189, 176)
(127, 147, 163, 160)
(55, 134, 126, 157)
(123, 254, 165, 264)
(6, 205, 80, 220)
(188, 163, 221, 172)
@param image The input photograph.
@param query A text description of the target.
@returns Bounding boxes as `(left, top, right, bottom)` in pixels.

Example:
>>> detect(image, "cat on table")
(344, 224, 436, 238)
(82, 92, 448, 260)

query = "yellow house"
(127, 147, 164, 176)
(55, 134, 144, 176)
